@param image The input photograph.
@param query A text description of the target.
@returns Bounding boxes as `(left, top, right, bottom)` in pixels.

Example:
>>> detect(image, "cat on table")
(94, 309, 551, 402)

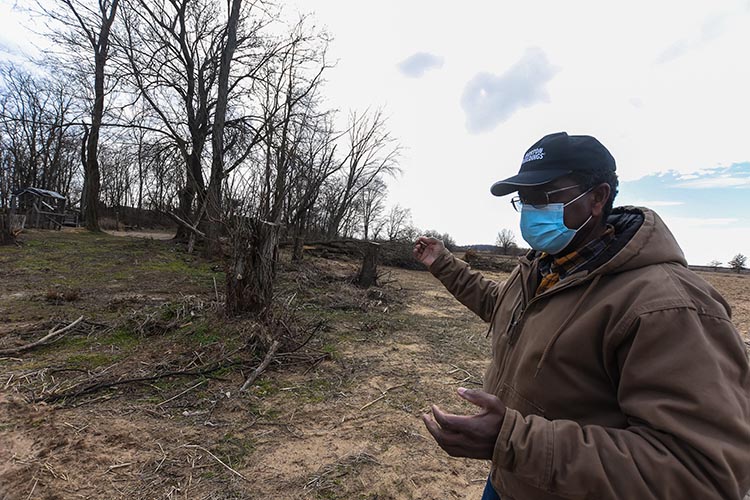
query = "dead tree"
(284, 113, 341, 261)
(357, 177, 387, 241)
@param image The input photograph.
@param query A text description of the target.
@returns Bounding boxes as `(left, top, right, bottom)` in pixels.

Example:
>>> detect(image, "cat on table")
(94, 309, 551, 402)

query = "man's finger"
(432, 404, 475, 432)
(457, 387, 500, 410)
(416, 236, 438, 245)
(422, 413, 462, 449)
(422, 412, 444, 443)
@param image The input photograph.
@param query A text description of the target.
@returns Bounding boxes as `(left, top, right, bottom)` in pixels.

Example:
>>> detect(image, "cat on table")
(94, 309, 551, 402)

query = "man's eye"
(521, 194, 546, 205)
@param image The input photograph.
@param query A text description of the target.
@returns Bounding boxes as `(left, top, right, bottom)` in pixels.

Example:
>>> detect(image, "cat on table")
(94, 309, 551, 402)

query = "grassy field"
(1, 230, 748, 499)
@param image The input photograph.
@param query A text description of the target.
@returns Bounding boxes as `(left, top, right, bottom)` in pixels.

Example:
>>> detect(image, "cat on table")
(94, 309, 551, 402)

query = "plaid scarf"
(536, 225, 615, 295)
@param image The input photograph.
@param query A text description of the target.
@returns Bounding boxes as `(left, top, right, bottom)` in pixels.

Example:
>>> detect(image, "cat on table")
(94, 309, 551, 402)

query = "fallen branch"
(105, 463, 132, 474)
(156, 379, 207, 407)
(240, 340, 280, 392)
(163, 210, 206, 238)
(359, 383, 407, 412)
(41, 345, 245, 403)
(0, 316, 83, 356)
(284, 321, 326, 354)
(25, 477, 38, 500)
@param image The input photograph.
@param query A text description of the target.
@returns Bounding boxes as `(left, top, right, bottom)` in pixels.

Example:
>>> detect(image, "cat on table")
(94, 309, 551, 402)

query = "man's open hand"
(422, 387, 507, 460)
(413, 236, 445, 268)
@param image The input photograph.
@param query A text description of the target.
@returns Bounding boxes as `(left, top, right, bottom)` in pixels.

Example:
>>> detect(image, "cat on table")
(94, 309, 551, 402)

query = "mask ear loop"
(562, 187, 594, 231)
(562, 186, 594, 208)
(574, 214, 593, 231)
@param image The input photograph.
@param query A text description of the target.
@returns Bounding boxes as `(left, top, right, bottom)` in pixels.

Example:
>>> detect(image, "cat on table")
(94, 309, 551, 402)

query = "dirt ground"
(1, 230, 748, 500)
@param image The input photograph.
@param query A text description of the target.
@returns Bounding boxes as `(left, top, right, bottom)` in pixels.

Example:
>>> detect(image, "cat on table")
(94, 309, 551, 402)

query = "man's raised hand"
(413, 236, 446, 268)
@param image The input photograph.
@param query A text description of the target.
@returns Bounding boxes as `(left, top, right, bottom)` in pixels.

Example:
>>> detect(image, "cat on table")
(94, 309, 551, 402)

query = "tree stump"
(291, 233, 304, 262)
(226, 219, 280, 316)
(357, 242, 380, 288)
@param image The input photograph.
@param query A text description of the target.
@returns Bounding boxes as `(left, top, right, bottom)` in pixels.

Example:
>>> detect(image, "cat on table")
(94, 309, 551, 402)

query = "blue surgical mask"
(520, 188, 593, 255)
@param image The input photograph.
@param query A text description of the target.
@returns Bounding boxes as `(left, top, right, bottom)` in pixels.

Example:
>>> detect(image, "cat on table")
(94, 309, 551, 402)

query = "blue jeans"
(481, 475, 500, 500)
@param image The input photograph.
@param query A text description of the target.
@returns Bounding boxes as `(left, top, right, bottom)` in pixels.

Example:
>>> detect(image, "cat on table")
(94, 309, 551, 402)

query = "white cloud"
(655, 40, 692, 64)
(674, 177, 750, 189)
(397, 52, 444, 78)
(654, 7, 734, 64)
(460, 47, 559, 134)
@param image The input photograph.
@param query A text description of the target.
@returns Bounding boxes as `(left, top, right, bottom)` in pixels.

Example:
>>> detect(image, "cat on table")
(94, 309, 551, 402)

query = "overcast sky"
(281, 0, 750, 266)
(2, 0, 749, 265)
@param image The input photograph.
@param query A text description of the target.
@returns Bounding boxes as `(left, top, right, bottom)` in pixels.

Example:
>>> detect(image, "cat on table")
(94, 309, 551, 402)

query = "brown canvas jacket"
(429, 207, 750, 500)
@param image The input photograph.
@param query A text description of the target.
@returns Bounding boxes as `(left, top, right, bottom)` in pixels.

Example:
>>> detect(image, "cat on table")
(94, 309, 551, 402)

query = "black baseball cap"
(490, 132, 616, 197)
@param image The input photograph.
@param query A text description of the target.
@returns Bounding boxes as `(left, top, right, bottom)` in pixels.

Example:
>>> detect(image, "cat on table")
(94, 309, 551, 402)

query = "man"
(414, 132, 750, 500)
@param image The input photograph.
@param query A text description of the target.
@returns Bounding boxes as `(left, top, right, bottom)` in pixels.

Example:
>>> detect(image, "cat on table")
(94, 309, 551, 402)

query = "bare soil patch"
(105, 229, 174, 240)
(1, 232, 747, 499)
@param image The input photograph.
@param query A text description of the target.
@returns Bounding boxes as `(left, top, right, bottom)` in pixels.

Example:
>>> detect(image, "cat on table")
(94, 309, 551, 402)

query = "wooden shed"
(10, 187, 78, 230)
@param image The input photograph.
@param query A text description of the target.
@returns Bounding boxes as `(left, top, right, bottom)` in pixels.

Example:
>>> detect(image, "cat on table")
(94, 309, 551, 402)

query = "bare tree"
(728, 253, 747, 274)
(0, 64, 81, 205)
(708, 260, 723, 271)
(284, 112, 341, 260)
(117, 0, 282, 246)
(384, 204, 412, 241)
(205, 0, 249, 254)
(116, 0, 221, 239)
(496, 228, 517, 255)
(225, 23, 329, 315)
(39, 0, 121, 231)
(324, 109, 400, 239)
(357, 177, 386, 240)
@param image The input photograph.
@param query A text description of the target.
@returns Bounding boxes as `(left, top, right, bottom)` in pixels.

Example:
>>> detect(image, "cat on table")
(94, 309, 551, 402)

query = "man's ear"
(590, 183, 611, 218)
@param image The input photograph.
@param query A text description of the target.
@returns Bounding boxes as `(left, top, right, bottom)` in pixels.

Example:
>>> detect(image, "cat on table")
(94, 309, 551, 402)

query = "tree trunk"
(174, 183, 195, 241)
(204, 177, 222, 256)
(291, 210, 307, 262)
(137, 142, 144, 229)
(206, 0, 243, 257)
(357, 242, 380, 288)
(226, 219, 280, 316)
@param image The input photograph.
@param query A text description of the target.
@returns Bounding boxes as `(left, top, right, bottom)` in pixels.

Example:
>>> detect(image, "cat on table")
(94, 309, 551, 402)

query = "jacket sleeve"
(428, 250, 506, 323)
(492, 306, 750, 500)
